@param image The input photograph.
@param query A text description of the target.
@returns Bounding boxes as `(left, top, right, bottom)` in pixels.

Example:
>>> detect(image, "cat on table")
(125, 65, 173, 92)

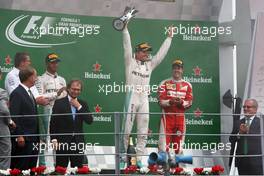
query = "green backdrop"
(0, 8, 220, 147)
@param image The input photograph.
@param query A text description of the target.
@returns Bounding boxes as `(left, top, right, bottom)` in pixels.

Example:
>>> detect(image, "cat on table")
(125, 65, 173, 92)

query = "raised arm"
(151, 26, 174, 70)
(123, 26, 133, 65)
(151, 37, 172, 70)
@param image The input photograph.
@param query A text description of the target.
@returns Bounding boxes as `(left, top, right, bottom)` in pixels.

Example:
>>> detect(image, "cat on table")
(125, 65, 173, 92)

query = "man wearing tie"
(50, 79, 93, 167)
(229, 98, 263, 175)
(9, 66, 39, 170)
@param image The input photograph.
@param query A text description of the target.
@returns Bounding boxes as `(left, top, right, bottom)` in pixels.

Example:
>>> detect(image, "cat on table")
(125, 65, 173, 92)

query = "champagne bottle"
(127, 135, 136, 166)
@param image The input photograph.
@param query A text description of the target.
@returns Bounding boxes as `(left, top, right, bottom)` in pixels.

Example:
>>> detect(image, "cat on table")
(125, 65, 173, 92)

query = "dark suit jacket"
(9, 85, 39, 142)
(229, 116, 263, 169)
(50, 96, 93, 144)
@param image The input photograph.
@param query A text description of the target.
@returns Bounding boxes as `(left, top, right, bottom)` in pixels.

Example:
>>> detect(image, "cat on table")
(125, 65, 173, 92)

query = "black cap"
(46, 53, 61, 63)
(135, 42, 152, 52)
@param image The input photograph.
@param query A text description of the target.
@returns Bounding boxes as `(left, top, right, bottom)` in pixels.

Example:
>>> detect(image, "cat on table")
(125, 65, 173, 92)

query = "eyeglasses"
(243, 105, 255, 109)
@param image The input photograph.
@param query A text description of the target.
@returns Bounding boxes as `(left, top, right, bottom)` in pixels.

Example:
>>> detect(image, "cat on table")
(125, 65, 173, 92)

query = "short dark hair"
(14, 52, 30, 67)
(19, 66, 35, 83)
(67, 79, 83, 90)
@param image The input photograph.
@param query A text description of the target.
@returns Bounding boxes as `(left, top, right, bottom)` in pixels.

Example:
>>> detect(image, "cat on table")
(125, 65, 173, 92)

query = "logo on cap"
(46, 53, 60, 62)
(135, 42, 152, 52)
(172, 59, 183, 67)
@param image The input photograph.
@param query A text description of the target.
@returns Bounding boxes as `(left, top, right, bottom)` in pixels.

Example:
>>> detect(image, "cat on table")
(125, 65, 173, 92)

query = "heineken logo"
(186, 108, 214, 126)
(94, 104, 102, 113)
(93, 104, 112, 122)
(194, 24, 201, 33)
(186, 118, 213, 126)
(0, 55, 13, 73)
(194, 108, 203, 118)
(184, 66, 213, 84)
(193, 66, 202, 76)
(93, 62, 102, 73)
(5, 55, 12, 65)
(84, 62, 111, 80)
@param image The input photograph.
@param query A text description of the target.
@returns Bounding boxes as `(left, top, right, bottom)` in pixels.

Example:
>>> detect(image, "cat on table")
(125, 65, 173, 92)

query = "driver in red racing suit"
(158, 59, 193, 154)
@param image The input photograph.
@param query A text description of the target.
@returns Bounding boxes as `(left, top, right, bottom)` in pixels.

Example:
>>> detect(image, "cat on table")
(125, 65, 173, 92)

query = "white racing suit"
(121, 27, 172, 162)
(36, 71, 67, 166)
(5, 67, 39, 97)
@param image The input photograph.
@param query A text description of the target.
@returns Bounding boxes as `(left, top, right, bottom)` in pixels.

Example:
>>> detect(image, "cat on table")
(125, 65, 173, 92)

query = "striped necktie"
(28, 89, 35, 107)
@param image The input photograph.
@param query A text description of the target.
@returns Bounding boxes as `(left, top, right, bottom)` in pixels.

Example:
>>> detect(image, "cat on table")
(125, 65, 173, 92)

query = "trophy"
(113, 6, 138, 31)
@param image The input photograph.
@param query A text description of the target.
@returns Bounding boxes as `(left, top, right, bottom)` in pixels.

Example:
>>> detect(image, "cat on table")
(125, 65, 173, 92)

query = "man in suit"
(50, 79, 93, 168)
(229, 98, 263, 175)
(9, 66, 40, 170)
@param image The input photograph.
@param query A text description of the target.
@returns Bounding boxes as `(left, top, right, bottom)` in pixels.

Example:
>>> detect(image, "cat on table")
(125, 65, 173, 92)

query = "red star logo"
(94, 104, 102, 113)
(193, 66, 202, 76)
(5, 55, 12, 65)
(93, 62, 102, 72)
(194, 108, 203, 118)
(194, 24, 201, 33)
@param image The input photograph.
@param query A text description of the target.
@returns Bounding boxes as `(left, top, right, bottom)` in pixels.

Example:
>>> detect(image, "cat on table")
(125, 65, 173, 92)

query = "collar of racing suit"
(172, 78, 184, 83)
(45, 71, 58, 78)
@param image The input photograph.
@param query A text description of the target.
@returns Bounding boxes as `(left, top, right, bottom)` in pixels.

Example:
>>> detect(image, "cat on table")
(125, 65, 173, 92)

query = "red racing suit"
(158, 78, 193, 154)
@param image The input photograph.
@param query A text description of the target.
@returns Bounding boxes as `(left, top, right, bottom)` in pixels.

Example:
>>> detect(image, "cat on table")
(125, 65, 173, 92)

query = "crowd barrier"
(0, 112, 263, 175)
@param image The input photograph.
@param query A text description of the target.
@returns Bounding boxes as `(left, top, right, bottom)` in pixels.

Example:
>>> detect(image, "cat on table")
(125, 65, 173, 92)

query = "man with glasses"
(229, 98, 263, 175)
(50, 79, 93, 167)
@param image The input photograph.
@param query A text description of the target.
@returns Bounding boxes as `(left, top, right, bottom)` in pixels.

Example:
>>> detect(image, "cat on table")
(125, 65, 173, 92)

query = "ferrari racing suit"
(158, 78, 193, 154)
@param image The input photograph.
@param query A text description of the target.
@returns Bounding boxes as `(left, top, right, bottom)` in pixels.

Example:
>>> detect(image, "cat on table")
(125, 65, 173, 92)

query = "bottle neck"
(129, 137, 133, 145)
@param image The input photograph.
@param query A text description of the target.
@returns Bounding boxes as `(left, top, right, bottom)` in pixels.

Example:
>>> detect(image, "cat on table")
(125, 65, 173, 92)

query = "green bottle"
(127, 135, 136, 166)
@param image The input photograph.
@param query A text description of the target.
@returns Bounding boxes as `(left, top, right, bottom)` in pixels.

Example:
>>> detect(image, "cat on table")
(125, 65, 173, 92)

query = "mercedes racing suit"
(36, 71, 66, 165)
(36, 71, 67, 138)
(121, 27, 172, 161)
(158, 78, 193, 154)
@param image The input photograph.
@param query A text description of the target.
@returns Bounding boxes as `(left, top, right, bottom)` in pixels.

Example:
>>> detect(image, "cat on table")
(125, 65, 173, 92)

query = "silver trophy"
(113, 6, 138, 31)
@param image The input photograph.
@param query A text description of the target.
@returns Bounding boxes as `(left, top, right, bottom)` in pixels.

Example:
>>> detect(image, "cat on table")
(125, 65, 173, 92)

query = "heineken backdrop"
(0, 8, 220, 147)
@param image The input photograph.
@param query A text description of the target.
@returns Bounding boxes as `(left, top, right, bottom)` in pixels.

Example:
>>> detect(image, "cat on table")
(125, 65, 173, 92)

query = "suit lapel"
(249, 116, 258, 134)
(19, 85, 36, 109)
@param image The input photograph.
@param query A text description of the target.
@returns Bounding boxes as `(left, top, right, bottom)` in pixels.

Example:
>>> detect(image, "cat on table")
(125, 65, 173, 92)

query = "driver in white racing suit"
(121, 25, 174, 168)
(36, 53, 67, 166)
